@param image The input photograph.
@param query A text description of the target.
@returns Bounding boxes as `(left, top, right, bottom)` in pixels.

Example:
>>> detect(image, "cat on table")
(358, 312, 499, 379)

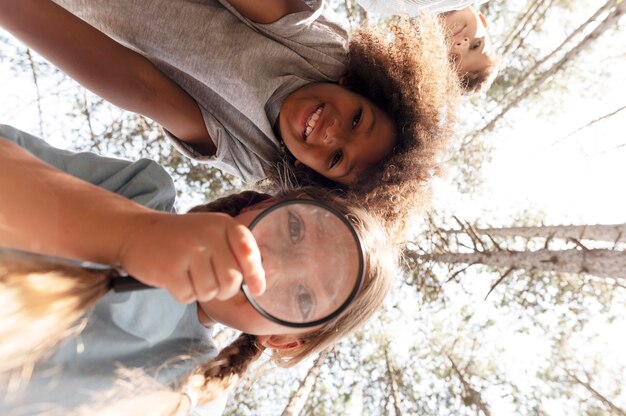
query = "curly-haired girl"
(0, 126, 395, 415)
(0, 0, 460, 234)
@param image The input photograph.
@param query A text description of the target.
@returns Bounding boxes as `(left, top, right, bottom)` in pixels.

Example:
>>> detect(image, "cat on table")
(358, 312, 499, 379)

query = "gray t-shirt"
(0, 125, 222, 415)
(53, 0, 349, 182)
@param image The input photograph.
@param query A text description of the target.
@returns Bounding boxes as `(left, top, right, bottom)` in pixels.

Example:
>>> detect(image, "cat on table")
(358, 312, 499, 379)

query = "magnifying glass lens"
(245, 200, 363, 327)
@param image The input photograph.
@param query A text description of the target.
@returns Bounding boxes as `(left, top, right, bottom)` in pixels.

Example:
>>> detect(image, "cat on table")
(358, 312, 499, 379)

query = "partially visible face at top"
(442, 6, 494, 76)
(197, 199, 361, 337)
(276, 83, 397, 186)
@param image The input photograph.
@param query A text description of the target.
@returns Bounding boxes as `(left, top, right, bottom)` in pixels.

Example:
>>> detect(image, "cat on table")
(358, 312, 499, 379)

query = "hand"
(117, 211, 265, 304)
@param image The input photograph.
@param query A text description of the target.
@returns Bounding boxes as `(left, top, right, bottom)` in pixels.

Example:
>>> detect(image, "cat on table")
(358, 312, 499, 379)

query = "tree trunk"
(551, 104, 626, 146)
(447, 354, 492, 416)
(501, 0, 614, 99)
(502, 0, 554, 58)
(383, 345, 402, 416)
(500, 0, 538, 52)
(25, 48, 44, 137)
(451, 224, 626, 244)
(568, 371, 626, 416)
(424, 248, 626, 279)
(281, 348, 331, 416)
(499, 0, 543, 56)
(471, 0, 626, 139)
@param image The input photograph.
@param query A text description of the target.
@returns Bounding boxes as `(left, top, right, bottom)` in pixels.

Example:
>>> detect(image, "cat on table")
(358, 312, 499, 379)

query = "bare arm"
(0, 138, 264, 302)
(0, 0, 216, 155)
(226, 0, 311, 23)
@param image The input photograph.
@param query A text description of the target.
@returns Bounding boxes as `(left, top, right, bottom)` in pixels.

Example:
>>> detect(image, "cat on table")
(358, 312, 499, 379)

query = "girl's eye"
(295, 283, 314, 320)
(330, 151, 343, 168)
(352, 109, 362, 128)
(287, 211, 304, 244)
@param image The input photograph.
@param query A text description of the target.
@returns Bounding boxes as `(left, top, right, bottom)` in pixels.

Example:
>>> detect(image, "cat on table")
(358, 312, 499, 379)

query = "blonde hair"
(0, 187, 396, 414)
(0, 254, 109, 377)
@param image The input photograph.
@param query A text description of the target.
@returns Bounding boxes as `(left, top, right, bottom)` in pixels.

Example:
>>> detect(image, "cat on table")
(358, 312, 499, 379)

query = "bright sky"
(432, 22, 626, 227)
(433, 101, 626, 226)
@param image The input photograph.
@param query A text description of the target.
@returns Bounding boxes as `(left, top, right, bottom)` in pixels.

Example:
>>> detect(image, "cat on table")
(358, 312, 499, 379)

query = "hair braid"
(181, 334, 264, 406)
(188, 190, 272, 217)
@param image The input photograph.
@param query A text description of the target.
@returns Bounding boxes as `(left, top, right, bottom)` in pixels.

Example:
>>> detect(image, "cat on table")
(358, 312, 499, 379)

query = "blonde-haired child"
(0, 0, 460, 233)
(0, 126, 396, 415)
(357, 0, 500, 94)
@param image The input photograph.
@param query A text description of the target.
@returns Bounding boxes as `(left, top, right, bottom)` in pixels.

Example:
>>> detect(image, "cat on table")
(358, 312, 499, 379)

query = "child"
(356, 0, 500, 94)
(0, 0, 460, 232)
(0, 125, 395, 415)
(0, 125, 266, 306)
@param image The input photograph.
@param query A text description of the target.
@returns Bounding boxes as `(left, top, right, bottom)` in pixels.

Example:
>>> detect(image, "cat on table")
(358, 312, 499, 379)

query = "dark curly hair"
(268, 16, 460, 239)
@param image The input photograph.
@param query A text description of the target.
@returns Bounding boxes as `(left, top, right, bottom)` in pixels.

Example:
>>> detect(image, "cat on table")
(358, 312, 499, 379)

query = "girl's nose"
(455, 37, 468, 45)
(322, 133, 338, 147)
(323, 120, 344, 146)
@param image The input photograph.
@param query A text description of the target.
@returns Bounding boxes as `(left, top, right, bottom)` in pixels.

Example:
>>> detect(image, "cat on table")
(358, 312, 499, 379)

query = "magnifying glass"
(1, 199, 365, 329)
(241, 199, 365, 328)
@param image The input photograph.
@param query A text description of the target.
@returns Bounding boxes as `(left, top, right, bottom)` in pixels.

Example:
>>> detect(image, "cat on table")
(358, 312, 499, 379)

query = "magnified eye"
(296, 283, 314, 321)
(287, 211, 304, 244)
(471, 40, 482, 50)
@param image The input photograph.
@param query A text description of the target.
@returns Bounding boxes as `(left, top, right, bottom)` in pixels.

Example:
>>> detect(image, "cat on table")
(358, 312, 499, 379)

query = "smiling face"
(442, 6, 493, 76)
(276, 83, 397, 186)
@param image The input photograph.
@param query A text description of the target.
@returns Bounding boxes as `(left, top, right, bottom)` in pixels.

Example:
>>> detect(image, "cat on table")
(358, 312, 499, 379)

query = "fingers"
(188, 248, 218, 302)
(210, 246, 242, 301)
(132, 268, 196, 304)
(119, 212, 265, 304)
(227, 224, 266, 297)
(187, 225, 258, 302)
(170, 271, 197, 304)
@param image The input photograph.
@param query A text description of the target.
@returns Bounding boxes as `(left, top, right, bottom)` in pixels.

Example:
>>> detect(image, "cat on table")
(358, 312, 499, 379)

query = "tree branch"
(484, 267, 515, 300)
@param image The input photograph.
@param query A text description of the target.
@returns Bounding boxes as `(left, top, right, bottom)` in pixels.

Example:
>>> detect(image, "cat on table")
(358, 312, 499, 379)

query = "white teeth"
(304, 106, 323, 138)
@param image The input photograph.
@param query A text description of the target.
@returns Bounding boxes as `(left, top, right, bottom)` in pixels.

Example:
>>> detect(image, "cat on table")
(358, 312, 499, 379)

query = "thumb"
(227, 224, 266, 296)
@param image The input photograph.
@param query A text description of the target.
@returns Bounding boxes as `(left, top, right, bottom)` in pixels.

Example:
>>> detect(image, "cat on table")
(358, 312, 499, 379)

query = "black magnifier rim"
(241, 198, 365, 329)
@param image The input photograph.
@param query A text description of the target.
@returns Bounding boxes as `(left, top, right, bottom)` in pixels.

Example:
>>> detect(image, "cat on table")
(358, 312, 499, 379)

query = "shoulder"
(222, 0, 312, 24)
(219, 0, 348, 42)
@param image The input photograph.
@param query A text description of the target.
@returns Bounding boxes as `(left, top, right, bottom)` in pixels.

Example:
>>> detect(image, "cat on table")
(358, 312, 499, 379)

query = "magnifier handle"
(109, 275, 154, 292)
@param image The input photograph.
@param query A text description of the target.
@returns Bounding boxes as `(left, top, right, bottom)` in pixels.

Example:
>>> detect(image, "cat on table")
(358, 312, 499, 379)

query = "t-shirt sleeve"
(164, 116, 270, 183)
(0, 124, 177, 212)
(355, 0, 486, 16)
(217, 0, 349, 78)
